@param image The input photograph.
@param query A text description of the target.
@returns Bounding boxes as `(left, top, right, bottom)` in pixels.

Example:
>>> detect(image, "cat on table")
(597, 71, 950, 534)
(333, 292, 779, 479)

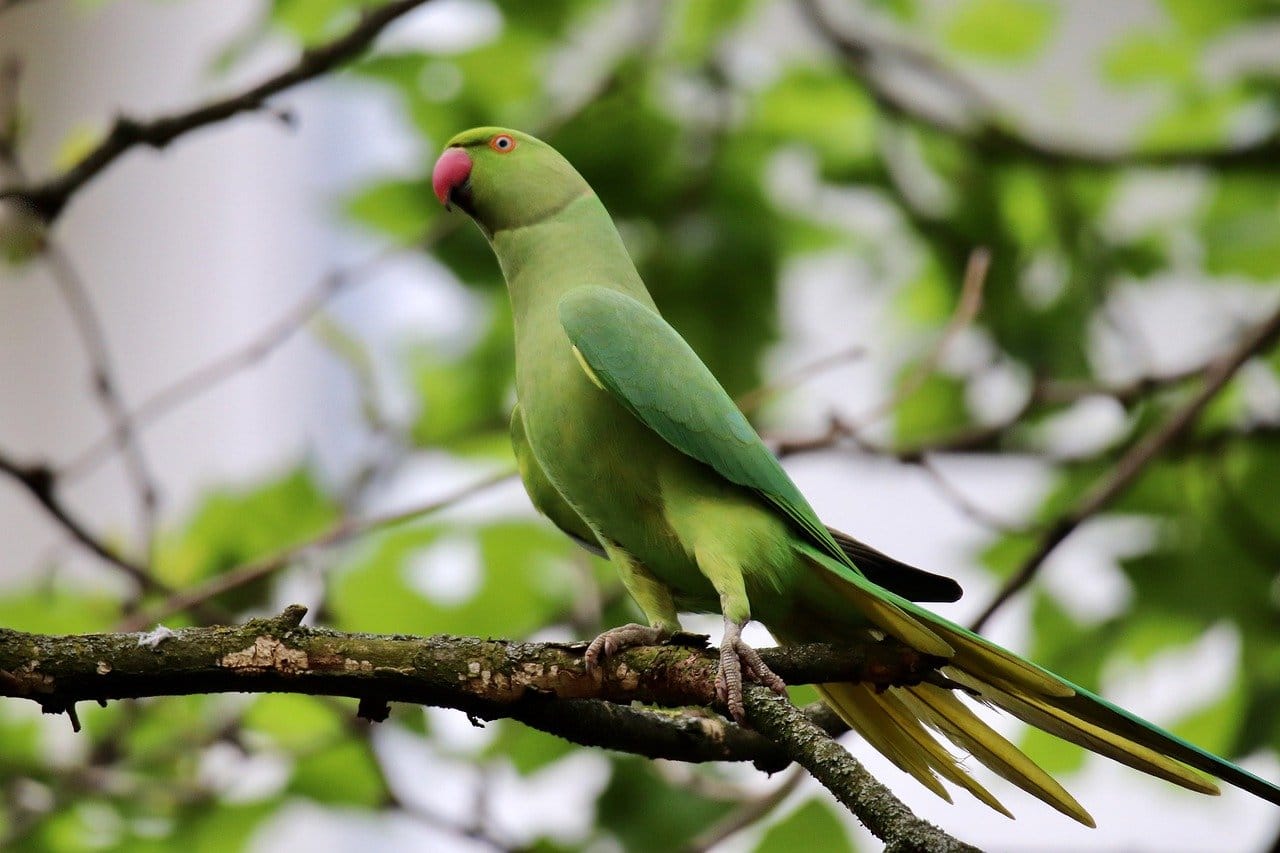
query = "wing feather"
(559, 286, 850, 567)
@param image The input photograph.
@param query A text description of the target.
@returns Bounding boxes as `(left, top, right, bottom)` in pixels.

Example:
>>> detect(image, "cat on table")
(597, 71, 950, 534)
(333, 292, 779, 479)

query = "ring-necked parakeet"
(432, 127, 1280, 824)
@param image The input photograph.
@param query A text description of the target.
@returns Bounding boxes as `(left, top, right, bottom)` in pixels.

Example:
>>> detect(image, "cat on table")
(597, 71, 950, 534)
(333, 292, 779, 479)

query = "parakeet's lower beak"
(432, 147, 473, 212)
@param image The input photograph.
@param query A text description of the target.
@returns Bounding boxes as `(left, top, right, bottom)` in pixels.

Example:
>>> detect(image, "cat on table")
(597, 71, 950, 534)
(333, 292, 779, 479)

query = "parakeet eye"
(490, 134, 516, 153)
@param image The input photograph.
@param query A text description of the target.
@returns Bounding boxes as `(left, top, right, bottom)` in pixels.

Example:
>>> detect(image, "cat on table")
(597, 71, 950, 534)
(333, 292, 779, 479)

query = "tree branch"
(798, 0, 1280, 170)
(743, 686, 978, 852)
(970, 301, 1280, 630)
(0, 0, 438, 222)
(0, 449, 229, 623)
(0, 607, 972, 848)
(41, 242, 160, 561)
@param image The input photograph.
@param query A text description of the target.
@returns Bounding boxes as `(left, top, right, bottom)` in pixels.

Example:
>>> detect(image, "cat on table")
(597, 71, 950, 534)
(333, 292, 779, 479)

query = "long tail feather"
(792, 541, 1280, 818)
(943, 669, 1219, 795)
(899, 684, 1095, 826)
(816, 682, 953, 802)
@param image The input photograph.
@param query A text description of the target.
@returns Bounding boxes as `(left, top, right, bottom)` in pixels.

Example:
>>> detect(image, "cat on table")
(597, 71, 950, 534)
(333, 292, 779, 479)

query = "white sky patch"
(1018, 251, 1070, 309)
(1104, 170, 1209, 243)
(1041, 515, 1148, 623)
(967, 358, 1032, 425)
(374, 0, 502, 54)
(486, 751, 613, 848)
(198, 741, 290, 803)
(424, 705, 497, 754)
(1035, 395, 1130, 459)
(404, 533, 482, 606)
(1102, 622, 1240, 725)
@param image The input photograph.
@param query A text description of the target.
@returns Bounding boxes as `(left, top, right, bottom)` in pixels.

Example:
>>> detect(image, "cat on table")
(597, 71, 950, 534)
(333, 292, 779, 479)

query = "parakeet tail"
(791, 542, 1280, 820)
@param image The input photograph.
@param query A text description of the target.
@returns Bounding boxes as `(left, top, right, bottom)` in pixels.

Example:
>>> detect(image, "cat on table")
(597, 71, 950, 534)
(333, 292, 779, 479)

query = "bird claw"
(715, 624, 788, 725)
(584, 623, 672, 672)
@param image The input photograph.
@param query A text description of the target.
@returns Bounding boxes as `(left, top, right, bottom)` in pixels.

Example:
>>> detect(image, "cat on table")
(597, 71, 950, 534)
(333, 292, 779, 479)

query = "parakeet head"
(432, 127, 590, 234)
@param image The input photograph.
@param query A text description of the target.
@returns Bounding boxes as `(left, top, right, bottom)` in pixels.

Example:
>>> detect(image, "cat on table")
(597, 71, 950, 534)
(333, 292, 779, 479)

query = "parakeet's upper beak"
(432, 146, 473, 211)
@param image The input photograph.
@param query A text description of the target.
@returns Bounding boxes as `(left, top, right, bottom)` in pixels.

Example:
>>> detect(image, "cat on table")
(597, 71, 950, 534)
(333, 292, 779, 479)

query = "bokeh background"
(2, 0, 1280, 850)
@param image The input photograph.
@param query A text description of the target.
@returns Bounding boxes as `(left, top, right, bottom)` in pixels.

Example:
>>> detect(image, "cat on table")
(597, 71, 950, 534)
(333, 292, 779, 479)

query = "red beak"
(432, 147, 473, 207)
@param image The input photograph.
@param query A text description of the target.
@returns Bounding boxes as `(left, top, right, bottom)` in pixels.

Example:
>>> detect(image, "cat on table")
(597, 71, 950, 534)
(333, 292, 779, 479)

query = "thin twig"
(0, 0, 440, 222)
(736, 345, 867, 414)
(0, 450, 229, 625)
(1, 62, 160, 560)
(117, 468, 516, 631)
(914, 454, 1032, 535)
(57, 237, 429, 482)
(854, 247, 989, 429)
(41, 243, 161, 560)
(687, 765, 806, 852)
(970, 301, 1280, 631)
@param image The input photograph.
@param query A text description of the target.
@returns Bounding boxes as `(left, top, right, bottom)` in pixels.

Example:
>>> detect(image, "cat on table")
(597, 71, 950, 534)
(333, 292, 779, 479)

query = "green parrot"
(432, 127, 1280, 825)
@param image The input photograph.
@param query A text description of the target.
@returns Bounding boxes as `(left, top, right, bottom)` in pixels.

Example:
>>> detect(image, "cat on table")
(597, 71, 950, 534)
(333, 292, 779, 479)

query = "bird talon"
(584, 623, 670, 672)
(715, 620, 789, 724)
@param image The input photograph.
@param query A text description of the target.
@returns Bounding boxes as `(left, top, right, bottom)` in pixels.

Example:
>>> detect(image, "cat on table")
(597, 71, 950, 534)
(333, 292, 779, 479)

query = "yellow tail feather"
(899, 684, 1096, 827)
(818, 682, 1012, 817)
(817, 682, 952, 802)
(944, 670, 1220, 796)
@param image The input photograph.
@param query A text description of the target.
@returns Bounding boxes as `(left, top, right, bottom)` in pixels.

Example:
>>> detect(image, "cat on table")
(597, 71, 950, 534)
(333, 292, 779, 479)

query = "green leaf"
(290, 738, 386, 807)
(595, 757, 733, 851)
(1160, 0, 1252, 38)
(345, 177, 438, 242)
(245, 694, 346, 751)
(751, 68, 877, 173)
(894, 372, 971, 445)
(409, 297, 514, 452)
(123, 695, 216, 760)
(1140, 88, 1250, 153)
(269, 0, 356, 44)
(896, 254, 956, 325)
(756, 799, 854, 853)
(155, 466, 339, 596)
(1202, 173, 1280, 280)
(997, 167, 1054, 249)
(330, 520, 578, 637)
(486, 719, 576, 774)
(0, 584, 119, 633)
(1102, 33, 1196, 86)
(942, 0, 1057, 63)
(667, 0, 755, 62)
(165, 800, 284, 853)
(0, 713, 44, 775)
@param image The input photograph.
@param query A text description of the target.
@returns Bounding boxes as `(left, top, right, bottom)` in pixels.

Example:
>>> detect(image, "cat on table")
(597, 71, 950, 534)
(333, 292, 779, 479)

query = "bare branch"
(0, 450, 226, 626)
(688, 765, 806, 852)
(970, 301, 1280, 631)
(56, 236, 434, 482)
(737, 345, 867, 415)
(0, 0, 440, 222)
(856, 247, 990, 429)
(41, 243, 160, 560)
(798, 0, 1280, 170)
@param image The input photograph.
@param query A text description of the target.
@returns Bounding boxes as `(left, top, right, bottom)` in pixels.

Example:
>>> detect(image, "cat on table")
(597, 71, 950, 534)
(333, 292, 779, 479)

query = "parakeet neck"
(490, 192, 655, 327)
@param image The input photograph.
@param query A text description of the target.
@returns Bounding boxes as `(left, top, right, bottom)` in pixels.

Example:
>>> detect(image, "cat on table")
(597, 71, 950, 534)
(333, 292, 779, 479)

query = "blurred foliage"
(5, 0, 1280, 849)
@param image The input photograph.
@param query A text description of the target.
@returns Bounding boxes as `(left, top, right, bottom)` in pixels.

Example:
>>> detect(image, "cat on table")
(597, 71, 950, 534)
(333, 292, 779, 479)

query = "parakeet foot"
(715, 619, 788, 724)
(584, 623, 673, 672)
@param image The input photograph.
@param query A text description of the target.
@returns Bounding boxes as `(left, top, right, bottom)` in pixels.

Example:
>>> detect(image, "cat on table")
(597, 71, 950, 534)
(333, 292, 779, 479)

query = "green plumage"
(437, 126, 1280, 825)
